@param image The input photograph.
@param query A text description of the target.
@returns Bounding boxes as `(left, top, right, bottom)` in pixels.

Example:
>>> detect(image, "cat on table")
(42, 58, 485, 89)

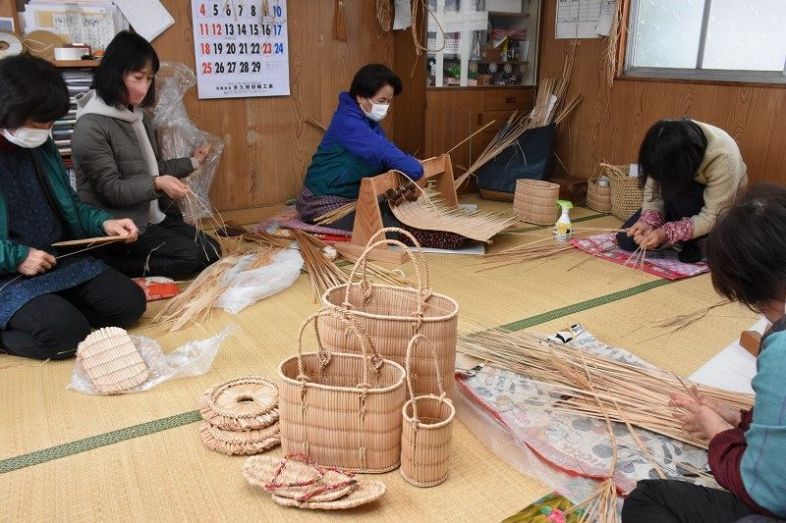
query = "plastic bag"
(149, 62, 225, 223)
(68, 325, 235, 395)
(214, 248, 304, 314)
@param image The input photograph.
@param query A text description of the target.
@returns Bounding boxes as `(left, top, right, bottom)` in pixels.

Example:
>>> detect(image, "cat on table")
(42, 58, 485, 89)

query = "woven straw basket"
(400, 335, 455, 488)
(278, 308, 406, 473)
(513, 179, 560, 226)
(586, 173, 612, 213)
(602, 163, 643, 222)
(320, 228, 459, 398)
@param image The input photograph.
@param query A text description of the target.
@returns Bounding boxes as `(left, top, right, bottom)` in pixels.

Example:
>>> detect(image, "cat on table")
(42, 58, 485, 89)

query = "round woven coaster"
(76, 327, 149, 394)
(272, 480, 386, 510)
(199, 377, 279, 431)
(199, 422, 280, 456)
(242, 456, 355, 503)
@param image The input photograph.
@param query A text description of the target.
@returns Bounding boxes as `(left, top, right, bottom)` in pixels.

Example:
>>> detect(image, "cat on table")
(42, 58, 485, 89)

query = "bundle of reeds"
(458, 328, 753, 449)
(454, 45, 582, 191)
(153, 243, 280, 331)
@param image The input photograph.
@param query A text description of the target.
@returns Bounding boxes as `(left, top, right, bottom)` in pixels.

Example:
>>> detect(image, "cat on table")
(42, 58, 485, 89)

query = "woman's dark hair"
(0, 54, 70, 128)
(638, 119, 707, 200)
(93, 30, 160, 107)
(707, 183, 786, 311)
(349, 64, 402, 99)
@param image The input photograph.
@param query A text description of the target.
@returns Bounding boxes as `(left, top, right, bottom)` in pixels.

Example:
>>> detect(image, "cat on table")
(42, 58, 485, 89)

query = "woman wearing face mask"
(0, 54, 145, 361)
(72, 31, 221, 280)
(296, 64, 424, 229)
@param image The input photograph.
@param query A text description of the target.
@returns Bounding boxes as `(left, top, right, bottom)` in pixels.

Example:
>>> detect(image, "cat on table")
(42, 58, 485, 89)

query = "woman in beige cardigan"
(617, 119, 747, 263)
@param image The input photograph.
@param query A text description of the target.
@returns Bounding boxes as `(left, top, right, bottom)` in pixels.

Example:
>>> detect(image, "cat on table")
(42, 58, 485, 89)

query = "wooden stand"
(740, 330, 762, 357)
(350, 154, 459, 264)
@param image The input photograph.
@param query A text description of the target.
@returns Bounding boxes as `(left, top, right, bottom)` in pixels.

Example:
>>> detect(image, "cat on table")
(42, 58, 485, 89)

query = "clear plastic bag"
(149, 62, 225, 223)
(68, 325, 235, 395)
(215, 248, 304, 314)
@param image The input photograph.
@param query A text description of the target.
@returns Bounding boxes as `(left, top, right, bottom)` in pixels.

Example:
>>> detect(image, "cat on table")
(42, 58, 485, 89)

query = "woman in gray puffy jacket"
(72, 31, 221, 280)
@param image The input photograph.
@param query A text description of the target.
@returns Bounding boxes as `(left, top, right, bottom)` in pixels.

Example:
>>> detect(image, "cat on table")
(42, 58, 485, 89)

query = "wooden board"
(52, 236, 124, 247)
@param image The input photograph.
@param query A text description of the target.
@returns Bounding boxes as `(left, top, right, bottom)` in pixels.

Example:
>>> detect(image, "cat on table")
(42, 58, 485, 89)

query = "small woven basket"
(321, 227, 458, 398)
(278, 308, 406, 473)
(513, 179, 560, 226)
(586, 172, 612, 213)
(603, 163, 643, 222)
(399, 335, 455, 488)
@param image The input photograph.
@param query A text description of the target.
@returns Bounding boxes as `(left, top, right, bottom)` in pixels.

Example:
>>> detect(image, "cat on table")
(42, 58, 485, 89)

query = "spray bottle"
(554, 200, 574, 242)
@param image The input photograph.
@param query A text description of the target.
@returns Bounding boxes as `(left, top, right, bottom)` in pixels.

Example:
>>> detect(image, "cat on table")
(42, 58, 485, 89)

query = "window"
(625, 0, 786, 84)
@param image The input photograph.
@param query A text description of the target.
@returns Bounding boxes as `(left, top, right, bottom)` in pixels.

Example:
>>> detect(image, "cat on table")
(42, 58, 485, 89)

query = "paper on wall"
(393, 0, 412, 30)
(112, 0, 174, 42)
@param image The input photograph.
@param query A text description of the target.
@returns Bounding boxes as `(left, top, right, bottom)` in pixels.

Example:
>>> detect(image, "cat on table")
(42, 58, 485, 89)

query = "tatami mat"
(0, 203, 754, 521)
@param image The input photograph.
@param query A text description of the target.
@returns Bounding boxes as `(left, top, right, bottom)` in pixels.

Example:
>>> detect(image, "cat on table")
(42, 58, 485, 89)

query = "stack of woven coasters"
(199, 376, 281, 455)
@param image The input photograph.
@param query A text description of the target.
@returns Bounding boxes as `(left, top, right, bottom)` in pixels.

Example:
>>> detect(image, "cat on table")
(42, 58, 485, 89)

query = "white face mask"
(363, 100, 389, 122)
(2, 127, 52, 149)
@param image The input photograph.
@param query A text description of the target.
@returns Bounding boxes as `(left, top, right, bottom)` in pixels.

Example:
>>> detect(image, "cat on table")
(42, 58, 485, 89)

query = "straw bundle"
(513, 179, 560, 226)
(454, 45, 582, 191)
(477, 235, 576, 271)
(457, 329, 753, 449)
(391, 193, 518, 242)
(399, 335, 455, 488)
(153, 243, 280, 331)
(277, 308, 407, 473)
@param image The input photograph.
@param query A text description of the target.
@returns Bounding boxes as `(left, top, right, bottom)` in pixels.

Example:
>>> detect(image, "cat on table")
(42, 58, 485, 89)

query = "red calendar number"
(199, 3, 206, 16)
(200, 43, 211, 55)
(262, 43, 272, 55)
(201, 62, 213, 75)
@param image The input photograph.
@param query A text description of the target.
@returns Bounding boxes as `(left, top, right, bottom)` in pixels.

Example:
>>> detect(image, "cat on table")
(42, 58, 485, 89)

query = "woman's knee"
(8, 297, 92, 359)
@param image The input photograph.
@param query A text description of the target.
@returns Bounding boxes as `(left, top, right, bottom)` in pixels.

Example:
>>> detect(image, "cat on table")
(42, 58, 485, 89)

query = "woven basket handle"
(296, 307, 382, 388)
(344, 227, 431, 305)
(405, 334, 447, 423)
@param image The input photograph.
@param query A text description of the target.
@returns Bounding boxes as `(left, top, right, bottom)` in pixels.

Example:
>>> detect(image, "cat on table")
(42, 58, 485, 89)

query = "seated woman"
(72, 31, 221, 280)
(622, 184, 786, 522)
(296, 64, 424, 230)
(616, 119, 747, 263)
(0, 54, 145, 360)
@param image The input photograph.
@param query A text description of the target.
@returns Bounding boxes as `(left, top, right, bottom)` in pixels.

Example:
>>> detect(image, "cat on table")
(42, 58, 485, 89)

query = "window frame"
(622, 0, 786, 85)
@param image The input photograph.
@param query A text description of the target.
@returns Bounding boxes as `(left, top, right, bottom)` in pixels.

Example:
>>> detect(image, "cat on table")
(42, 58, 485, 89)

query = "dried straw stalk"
(457, 329, 753, 449)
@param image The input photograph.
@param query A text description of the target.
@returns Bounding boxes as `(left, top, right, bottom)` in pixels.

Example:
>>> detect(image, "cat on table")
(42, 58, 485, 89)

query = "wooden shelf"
(49, 59, 101, 68)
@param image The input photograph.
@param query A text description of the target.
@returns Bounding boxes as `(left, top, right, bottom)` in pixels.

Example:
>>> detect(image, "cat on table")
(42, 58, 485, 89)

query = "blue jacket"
(303, 92, 423, 199)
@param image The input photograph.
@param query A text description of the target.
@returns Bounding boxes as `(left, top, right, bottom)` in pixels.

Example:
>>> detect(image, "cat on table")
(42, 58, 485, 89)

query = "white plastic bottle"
(554, 200, 574, 242)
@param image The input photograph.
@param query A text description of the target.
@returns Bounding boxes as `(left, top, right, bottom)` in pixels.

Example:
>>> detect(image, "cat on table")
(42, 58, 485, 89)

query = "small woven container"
(321, 228, 458, 398)
(586, 173, 612, 213)
(603, 163, 643, 222)
(400, 335, 455, 488)
(76, 327, 149, 394)
(513, 179, 560, 226)
(199, 377, 279, 431)
(278, 308, 406, 473)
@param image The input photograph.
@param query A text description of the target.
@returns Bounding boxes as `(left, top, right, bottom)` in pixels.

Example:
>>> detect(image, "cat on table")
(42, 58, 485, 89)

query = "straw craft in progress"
(199, 376, 281, 455)
(242, 455, 387, 510)
(76, 327, 149, 394)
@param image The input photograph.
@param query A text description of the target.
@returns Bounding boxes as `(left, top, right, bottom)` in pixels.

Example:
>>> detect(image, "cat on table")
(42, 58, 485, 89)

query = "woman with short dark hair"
(295, 64, 423, 229)
(622, 184, 786, 522)
(72, 30, 221, 280)
(616, 119, 747, 263)
(0, 53, 145, 361)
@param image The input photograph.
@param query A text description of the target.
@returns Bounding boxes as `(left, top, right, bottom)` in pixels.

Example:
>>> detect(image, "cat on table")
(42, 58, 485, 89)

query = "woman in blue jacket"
(296, 64, 423, 229)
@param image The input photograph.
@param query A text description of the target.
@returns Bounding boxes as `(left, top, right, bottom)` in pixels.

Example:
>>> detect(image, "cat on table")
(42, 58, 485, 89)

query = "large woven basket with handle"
(320, 228, 459, 398)
(278, 308, 406, 473)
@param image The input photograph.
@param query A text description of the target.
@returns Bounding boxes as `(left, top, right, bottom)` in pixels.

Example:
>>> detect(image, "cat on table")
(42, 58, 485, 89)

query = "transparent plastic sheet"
(68, 325, 236, 395)
(214, 248, 304, 314)
(456, 324, 718, 509)
(149, 62, 225, 223)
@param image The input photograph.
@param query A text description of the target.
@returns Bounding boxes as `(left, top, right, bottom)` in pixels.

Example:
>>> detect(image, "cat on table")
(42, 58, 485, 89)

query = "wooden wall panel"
(152, 0, 395, 211)
(538, 0, 786, 184)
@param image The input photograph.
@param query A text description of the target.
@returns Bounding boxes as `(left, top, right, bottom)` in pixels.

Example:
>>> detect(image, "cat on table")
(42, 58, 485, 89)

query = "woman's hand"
(154, 175, 190, 199)
(103, 218, 138, 243)
(18, 248, 56, 276)
(637, 227, 667, 249)
(626, 221, 653, 239)
(671, 395, 733, 442)
(192, 144, 211, 166)
(671, 386, 742, 427)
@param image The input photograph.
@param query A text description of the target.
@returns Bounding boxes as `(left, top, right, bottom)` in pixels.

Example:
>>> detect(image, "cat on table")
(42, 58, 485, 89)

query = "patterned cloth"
(0, 147, 108, 327)
(639, 209, 695, 245)
(294, 186, 354, 223)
